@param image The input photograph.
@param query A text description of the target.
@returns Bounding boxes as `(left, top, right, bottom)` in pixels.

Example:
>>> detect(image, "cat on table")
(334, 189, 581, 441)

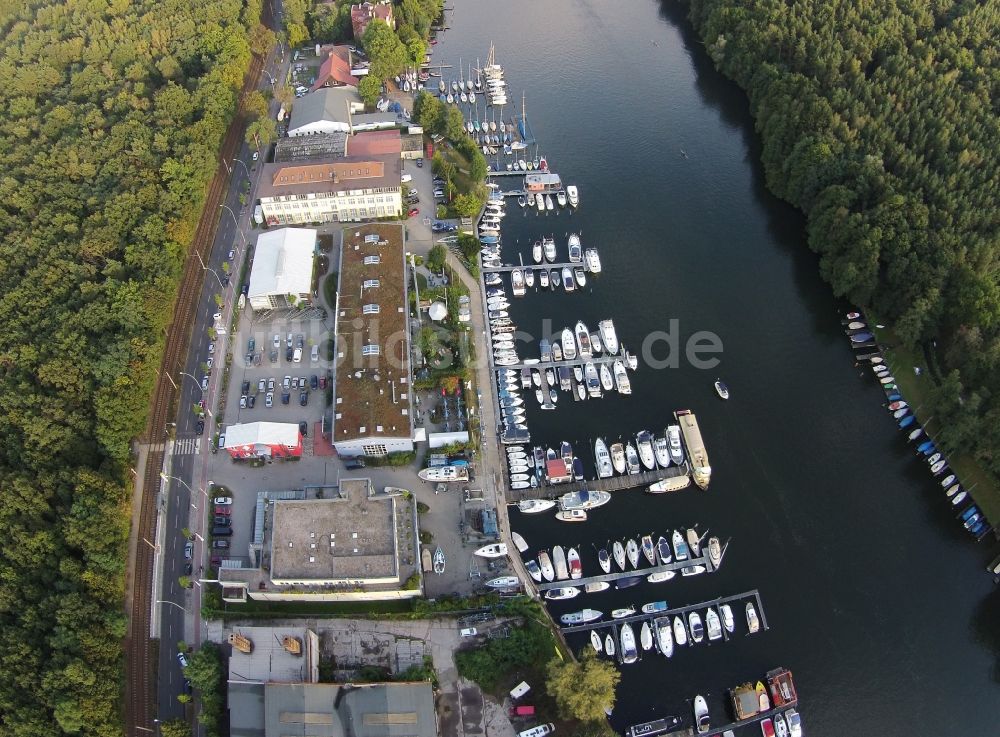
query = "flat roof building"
(224, 422, 303, 459)
(288, 87, 364, 137)
(258, 156, 401, 226)
(247, 227, 317, 310)
(332, 225, 414, 457)
(347, 129, 402, 158)
(274, 131, 349, 163)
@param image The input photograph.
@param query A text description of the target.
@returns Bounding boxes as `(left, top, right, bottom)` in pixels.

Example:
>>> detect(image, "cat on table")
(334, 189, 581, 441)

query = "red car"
(214, 505, 231, 516)
(408, 207, 419, 217)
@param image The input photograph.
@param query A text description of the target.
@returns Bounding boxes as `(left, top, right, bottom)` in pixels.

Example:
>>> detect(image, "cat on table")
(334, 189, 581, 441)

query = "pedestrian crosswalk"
(173, 437, 201, 455)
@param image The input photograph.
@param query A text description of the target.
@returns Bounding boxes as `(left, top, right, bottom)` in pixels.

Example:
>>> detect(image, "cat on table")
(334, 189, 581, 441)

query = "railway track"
(125, 41, 267, 736)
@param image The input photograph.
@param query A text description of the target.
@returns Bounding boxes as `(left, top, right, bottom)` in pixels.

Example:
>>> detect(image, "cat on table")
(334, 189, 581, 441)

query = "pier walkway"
(493, 353, 630, 373)
(538, 544, 724, 593)
(484, 261, 582, 273)
(561, 588, 764, 636)
(507, 464, 690, 501)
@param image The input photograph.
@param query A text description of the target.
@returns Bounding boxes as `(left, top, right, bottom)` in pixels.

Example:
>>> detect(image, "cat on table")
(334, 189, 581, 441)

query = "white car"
(213, 497, 232, 506)
(207, 342, 215, 354)
(460, 627, 477, 637)
(252, 152, 259, 161)
(293, 348, 302, 363)
(228, 249, 235, 260)
(205, 357, 213, 370)
(200, 376, 209, 391)
(273, 334, 280, 349)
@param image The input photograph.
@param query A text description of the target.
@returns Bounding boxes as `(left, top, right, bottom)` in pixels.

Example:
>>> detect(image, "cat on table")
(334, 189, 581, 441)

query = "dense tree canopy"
(681, 0, 1000, 472)
(0, 1, 260, 735)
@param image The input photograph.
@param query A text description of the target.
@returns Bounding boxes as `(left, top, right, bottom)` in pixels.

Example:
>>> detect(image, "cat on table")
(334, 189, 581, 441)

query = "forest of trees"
(0, 1, 260, 735)
(681, 0, 1000, 472)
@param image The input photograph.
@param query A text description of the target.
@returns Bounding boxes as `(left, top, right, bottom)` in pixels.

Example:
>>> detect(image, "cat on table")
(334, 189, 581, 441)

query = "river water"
(435, 1, 1000, 733)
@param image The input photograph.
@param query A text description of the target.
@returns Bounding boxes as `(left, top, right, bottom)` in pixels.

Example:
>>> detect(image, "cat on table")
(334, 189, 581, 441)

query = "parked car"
(183, 562, 193, 576)
(258, 379, 266, 393)
(408, 208, 420, 217)
(265, 392, 273, 408)
(201, 376, 209, 391)
(213, 516, 231, 526)
(273, 334, 280, 348)
(214, 505, 231, 516)
(213, 496, 232, 505)
(240, 395, 247, 408)
(228, 249, 235, 260)
(460, 628, 478, 637)
(310, 375, 318, 389)
(296, 334, 304, 349)
(241, 380, 250, 394)
(207, 342, 215, 354)
(252, 151, 259, 161)
(211, 526, 233, 537)
(184, 541, 194, 559)
(195, 420, 205, 436)
(221, 276, 229, 287)
(177, 652, 189, 668)
(293, 347, 302, 363)
(211, 539, 230, 549)
(267, 377, 275, 392)
(281, 391, 290, 404)
(247, 394, 256, 408)
(345, 458, 366, 470)
(416, 158, 424, 168)
(205, 357, 213, 370)
(248, 337, 256, 353)
(286, 346, 294, 361)
(283, 375, 292, 389)
(286, 333, 293, 347)
(299, 391, 308, 406)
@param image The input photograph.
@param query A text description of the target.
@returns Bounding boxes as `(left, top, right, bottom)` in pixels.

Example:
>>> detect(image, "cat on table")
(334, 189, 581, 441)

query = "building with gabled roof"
(310, 45, 359, 92)
(247, 227, 316, 310)
(351, 1, 395, 41)
(288, 87, 363, 137)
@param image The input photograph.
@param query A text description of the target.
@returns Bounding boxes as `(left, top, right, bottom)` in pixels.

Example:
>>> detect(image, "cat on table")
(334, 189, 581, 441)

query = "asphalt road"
(155, 11, 289, 720)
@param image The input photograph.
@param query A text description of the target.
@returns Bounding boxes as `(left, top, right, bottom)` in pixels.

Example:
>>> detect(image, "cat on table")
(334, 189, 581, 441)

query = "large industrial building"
(287, 87, 363, 137)
(222, 422, 303, 459)
(246, 227, 316, 310)
(332, 224, 414, 458)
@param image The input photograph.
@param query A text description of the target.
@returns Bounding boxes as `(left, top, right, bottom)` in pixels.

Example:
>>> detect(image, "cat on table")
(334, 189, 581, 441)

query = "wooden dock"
(492, 353, 629, 373)
(507, 464, 690, 501)
(537, 543, 723, 595)
(484, 261, 583, 273)
(560, 588, 763, 636)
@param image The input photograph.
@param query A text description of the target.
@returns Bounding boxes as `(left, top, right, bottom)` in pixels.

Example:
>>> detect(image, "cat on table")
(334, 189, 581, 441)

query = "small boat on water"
(433, 547, 446, 574)
(605, 633, 615, 657)
(538, 551, 555, 582)
(567, 547, 583, 579)
(545, 586, 580, 600)
(694, 695, 710, 734)
(575, 321, 592, 358)
(600, 363, 614, 391)
(595, 438, 614, 479)
(636, 431, 656, 471)
(552, 545, 569, 580)
(688, 611, 704, 643)
(640, 622, 653, 651)
(714, 379, 730, 399)
(543, 237, 557, 262)
(591, 630, 603, 653)
(532, 240, 543, 263)
(585, 581, 610, 593)
(625, 443, 641, 474)
(647, 570, 675, 583)
(774, 713, 789, 737)
(612, 540, 627, 571)
(598, 547, 611, 573)
(653, 434, 671, 467)
(511, 532, 528, 553)
(672, 529, 690, 561)
(550, 269, 561, 287)
(673, 616, 687, 647)
(562, 266, 575, 292)
(616, 575, 643, 589)
(560, 608, 602, 625)
(642, 600, 668, 615)
(706, 609, 722, 640)
(708, 537, 722, 568)
(686, 528, 702, 557)
(667, 425, 684, 465)
(574, 266, 587, 287)
(761, 718, 775, 737)
(557, 190, 567, 207)
(681, 564, 707, 577)
(556, 509, 588, 523)
(641, 535, 657, 566)
(612, 606, 637, 619)
(518, 499, 555, 514)
(625, 538, 641, 568)
(720, 604, 735, 633)
(475, 543, 508, 558)
(584, 248, 602, 273)
(756, 681, 771, 711)
(655, 617, 674, 658)
(657, 536, 672, 564)
(611, 442, 626, 474)
(746, 602, 761, 633)
(525, 560, 542, 582)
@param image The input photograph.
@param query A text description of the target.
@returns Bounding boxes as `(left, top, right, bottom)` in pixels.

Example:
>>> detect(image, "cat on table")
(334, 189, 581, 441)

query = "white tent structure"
(247, 228, 317, 311)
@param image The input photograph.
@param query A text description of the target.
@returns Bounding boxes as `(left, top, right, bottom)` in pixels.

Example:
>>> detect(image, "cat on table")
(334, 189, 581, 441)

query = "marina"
(507, 464, 691, 500)
(537, 547, 726, 595)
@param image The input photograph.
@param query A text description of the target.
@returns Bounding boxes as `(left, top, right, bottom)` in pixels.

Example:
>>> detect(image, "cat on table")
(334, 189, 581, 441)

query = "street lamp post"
(156, 599, 187, 614)
(160, 473, 208, 503)
(263, 70, 275, 86)
(194, 251, 226, 289)
(220, 204, 249, 248)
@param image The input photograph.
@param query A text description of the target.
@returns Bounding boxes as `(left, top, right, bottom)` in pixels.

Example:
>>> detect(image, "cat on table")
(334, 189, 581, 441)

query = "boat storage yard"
(428, 40, 808, 737)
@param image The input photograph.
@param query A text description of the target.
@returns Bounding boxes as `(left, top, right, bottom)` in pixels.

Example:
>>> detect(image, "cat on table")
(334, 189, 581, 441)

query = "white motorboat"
(585, 581, 610, 593)
(612, 540, 627, 571)
(509, 473, 530, 483)
(552, 545, 568, 580)
(591, 630, 603, 653)
(640, 535, 657, 566)
(655, 617, 674, 657)
(518, 196, 527, 208)
(620, 623, 638, 664)
(575, 321, 592, 358)
(656, 536, 672, 565)
(558, 488, 611, 510)
(573, 365, 584, 383)
(535, 389, 545, 405)
(557, 190, 567, 207)
(544, 586, 580, 600)
(640, 621, 654, 651)
(605, 633, 615, 657)
(584, 362, 601, 397)
(532, 240, 543, 263)
(590, 332, 602, 355)
(551, 341, 561, 360)
(560, 608, 602, 625)
(720, 604, 735, 633)
(538, 551, 555, 581)
(714, 379, 730, 400)
(545, 368, 556, 387)
(653, 434, 671, 467)
(524, 269, 535, 288)
(485, 576, 519, 589)
(567, 234, 582, 262)
(686, 528, 702, 557)
(524, 560, 542, 582)
(562, 266, 575, 292)
(584, 248, 602, 273)
(694, 695, 710, 734)
(567, 185, 579, 207)
(600, 363, 614, 391)
(667, 425, 685, 464)
(610, 443, 626, 474)
(511, 532, 528, 553)
(510, 269, 525, 297)
(575, 382, 586, 401)
(625, 538, 640, 568)
(706, 608, 722, 640)
(636, 431, 656, 471)
(672, 530, 689, 561)
(555, 509, 587, 523)
(597, 319, 618, 354)
(708, 537, 722, 568)
(625, 443, 641, 474)
(612, 606, 636, 619)
(681, 564, 707, 577)
(518, 159, 526, 171)
(475, 543, 508, 558)
(536, 193, 546, 212)
(595, 438, 614, 478)
(542, 237, 557, 262)
(518, 499, 555, 514)
(567, 547, 583, 579)
(673, 616, 687, 646)
(688, 611, 704, 643)
(531, 369, 542, 388)
(597, 547, 611, 574)
(613, 359, 631, 394)
(647, 570, 675, 583)
(746, 602, 760, 633)
(561, 328, 577, 360)
(574, 266, 587, 287)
